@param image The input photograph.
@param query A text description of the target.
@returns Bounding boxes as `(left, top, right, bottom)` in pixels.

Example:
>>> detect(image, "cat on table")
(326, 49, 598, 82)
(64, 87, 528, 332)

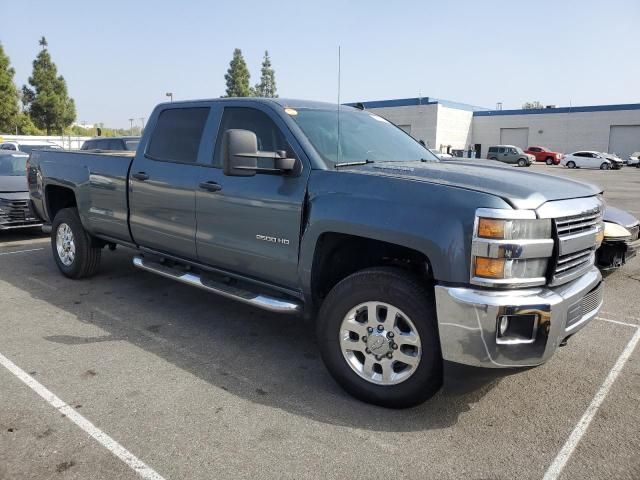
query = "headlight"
(472, 209, 553, 288)
(603, 222, 631, 239)
(477, 217, 551, 240)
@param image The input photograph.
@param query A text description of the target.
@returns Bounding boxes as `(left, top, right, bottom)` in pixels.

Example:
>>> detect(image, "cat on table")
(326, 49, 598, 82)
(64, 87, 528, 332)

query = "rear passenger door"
(129, 106, 211, 259)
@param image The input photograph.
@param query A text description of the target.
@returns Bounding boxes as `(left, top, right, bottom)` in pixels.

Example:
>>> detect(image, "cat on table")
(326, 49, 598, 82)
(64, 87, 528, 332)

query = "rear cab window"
(147, 107, 210, 163)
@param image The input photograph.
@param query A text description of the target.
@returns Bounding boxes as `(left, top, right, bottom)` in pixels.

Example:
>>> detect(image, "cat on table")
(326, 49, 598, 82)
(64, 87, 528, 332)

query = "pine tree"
(224, 48, 252, 97)
(254, 50, 277, 98)
(22, 37, 76, 135)
(0, 43, 20, 134)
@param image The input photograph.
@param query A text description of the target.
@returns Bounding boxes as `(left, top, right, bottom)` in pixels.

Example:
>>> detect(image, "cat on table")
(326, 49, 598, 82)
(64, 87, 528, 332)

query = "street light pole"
(139, 117, 145, 132)
(128, 118, 134, 135)
(166, 92, 173, 102)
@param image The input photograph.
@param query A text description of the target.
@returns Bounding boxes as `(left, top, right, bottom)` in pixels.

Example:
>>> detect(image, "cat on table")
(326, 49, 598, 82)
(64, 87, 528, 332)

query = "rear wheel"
(51, 208, 102, 279)
(567, 161, 576, 169)
(600, 162, 610, 170)
(545, 157, 554, 165)
(517, 158, 527, 167)
(317, 267, 443, 408)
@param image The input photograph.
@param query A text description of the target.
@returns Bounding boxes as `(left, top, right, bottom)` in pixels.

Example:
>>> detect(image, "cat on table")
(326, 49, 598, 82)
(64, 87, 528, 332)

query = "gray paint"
(29, 98, 601, 307)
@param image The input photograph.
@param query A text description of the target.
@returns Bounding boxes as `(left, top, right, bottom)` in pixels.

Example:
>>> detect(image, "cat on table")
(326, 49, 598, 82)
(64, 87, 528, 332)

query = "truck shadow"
(3, 247, 506, 433)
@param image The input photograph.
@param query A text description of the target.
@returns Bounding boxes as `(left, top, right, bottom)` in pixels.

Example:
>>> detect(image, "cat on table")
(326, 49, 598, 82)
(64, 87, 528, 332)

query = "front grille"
(0, 199, 40, 225)
(551, 208, 602, 285)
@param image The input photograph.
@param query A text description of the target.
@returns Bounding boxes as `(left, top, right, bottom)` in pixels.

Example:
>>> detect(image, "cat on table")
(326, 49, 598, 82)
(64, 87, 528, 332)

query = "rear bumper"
(434, 267, 602, 368)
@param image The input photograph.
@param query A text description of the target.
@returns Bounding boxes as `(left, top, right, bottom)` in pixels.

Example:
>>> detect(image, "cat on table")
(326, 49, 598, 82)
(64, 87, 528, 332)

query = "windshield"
(288, 108, 438, 165)
(513, 147, 525, 154)
(0, 155, 27, 176)
(19, 144, 60, 154)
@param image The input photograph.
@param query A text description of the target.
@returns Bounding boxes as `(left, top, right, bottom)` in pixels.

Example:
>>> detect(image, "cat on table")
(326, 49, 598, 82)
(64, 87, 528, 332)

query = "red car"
(525, 146, 563, 165)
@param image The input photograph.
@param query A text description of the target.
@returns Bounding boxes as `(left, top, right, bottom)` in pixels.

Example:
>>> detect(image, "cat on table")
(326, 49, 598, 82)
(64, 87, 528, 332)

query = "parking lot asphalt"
(1, 164, 639, 480)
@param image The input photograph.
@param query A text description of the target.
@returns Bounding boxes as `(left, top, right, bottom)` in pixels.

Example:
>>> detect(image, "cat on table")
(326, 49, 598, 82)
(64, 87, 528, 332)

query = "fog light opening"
(498, 316, 510, 337)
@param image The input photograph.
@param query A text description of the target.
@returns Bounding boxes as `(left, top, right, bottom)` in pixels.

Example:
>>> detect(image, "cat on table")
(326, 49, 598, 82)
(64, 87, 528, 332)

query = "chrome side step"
(132, 256, 302, 315)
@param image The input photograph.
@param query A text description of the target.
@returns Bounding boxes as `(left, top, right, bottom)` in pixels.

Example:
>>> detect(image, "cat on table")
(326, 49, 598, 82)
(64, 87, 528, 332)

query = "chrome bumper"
(434, 267, 602, 368)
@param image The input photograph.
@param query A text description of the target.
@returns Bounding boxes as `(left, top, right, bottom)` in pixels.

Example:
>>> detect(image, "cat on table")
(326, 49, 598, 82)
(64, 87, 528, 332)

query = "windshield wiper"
(334, 159, 374, 168)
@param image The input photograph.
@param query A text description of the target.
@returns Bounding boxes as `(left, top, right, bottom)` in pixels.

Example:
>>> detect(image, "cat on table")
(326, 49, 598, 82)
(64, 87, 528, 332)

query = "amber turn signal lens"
(478, 218, 505, 239)
(474, 257, 505, 278)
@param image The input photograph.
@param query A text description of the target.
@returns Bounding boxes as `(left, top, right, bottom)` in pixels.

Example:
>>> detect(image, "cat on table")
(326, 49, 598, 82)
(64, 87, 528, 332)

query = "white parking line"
(597, 317, 639, 328)
(0, 351, 166, 480)
(0, 248, 44, 256)
(543, 326, 640, 480)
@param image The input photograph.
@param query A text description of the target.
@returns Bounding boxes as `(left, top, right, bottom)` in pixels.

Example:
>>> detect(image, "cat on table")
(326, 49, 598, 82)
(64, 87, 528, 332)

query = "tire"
(489, 157, 498, 161)
(545, 157, 553, 165)
(51, 207, 102, 279)
(316, 267, 443, 408)
(566, 161, 576, 169)
(517, 158, 527, 167)
(600, 162, 610, 170)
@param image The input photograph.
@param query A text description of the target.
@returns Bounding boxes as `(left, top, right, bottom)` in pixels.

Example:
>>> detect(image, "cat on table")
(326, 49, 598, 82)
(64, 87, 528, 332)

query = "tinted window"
(498, 147, 505, 154)
(214, 107, 290, 167)
(529, 147, 539, 152)
(147, 107, 210, 163)
(488, 147, 498, 153)
(81, 140, 94, 150)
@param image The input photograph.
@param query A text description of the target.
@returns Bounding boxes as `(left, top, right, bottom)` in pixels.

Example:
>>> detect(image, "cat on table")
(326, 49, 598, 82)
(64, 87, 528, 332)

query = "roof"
(157, 97, 355, 112)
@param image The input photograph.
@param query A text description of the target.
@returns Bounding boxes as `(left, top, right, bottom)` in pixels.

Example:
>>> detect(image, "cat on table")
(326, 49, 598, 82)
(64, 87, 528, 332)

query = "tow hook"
(559, 335, 573, 347)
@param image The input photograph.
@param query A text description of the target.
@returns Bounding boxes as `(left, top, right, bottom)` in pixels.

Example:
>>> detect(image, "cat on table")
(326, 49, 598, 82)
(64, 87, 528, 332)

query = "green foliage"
(254, 50, 278, 98)
(522, 101, 543, 110)
(224, 49, 252, 97)
(16, 113, 43, 135)
(22, 38, 76, 135)
(0, 43, 20, 134)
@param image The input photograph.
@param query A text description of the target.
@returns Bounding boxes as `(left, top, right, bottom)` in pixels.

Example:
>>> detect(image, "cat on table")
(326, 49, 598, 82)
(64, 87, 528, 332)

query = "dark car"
(597, 206, 640, 271)
(0, 151, 43, 231)
(80, 136, 140, 152)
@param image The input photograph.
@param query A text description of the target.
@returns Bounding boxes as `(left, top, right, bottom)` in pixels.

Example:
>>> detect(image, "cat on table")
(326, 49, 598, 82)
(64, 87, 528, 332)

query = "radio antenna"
(336, 45, 341, 165)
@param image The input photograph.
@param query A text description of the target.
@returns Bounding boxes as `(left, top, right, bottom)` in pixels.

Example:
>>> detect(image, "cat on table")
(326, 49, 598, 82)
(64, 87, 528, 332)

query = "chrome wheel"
(56, 223, 76, 266)
(339, 301, 422, 385)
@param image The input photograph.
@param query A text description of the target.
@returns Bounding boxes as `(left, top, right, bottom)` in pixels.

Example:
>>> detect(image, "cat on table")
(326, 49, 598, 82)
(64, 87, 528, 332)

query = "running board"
(132, 256, 302, 315)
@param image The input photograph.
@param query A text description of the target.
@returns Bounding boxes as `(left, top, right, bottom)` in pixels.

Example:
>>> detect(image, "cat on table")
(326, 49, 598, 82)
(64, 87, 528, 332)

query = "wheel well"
(46, 185, 77, 221)
(310, 233, 433, 306)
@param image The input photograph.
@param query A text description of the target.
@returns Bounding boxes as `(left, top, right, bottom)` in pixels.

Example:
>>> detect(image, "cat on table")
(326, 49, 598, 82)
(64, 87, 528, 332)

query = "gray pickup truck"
(28, 98, 605, 408)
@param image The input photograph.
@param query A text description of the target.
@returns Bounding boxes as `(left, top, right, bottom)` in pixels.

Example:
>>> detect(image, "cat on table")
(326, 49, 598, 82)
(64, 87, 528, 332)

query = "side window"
(488, 147, 497, 153)
(574, 152, 586, 157)
(498, 147, 505, 154)
(147, 107, 210, 163)
(108, 139, 122, 150)
(213, 107, 290, 167)
(82, 141, 95, 150)
(530, 147, 539, 152)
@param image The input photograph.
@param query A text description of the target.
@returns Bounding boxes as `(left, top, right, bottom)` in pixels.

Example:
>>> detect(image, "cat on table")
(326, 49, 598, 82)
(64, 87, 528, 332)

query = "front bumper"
(434, 267, 602, 368)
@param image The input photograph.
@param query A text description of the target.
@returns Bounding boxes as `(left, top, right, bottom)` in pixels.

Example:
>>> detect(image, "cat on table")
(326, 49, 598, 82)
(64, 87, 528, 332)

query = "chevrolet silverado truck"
(28, 98, 605, 408)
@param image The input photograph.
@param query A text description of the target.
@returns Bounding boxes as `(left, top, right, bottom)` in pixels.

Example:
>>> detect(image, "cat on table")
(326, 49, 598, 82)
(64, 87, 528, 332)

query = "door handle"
(199, 181, 222, 192)
(132, 172, 149, 181)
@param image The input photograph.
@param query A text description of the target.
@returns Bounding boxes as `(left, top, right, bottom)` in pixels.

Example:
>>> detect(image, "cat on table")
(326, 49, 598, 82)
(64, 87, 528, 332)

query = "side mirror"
(223, 129, 258, 177)
(223, 129, 297, 176)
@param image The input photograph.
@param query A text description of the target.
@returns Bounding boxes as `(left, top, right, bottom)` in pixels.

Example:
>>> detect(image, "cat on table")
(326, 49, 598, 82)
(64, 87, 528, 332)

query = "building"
(347, 97, 640, 160)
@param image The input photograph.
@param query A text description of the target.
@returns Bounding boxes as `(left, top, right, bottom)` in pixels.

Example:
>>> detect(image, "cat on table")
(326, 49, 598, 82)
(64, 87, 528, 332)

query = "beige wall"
(367, 104, 439, 148)
(435, 105, 474, 152)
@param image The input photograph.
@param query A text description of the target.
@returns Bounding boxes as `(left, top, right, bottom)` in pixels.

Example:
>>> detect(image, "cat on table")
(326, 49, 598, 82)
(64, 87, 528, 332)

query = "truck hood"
(345, 159, 601, 210)
(0, 175, 28, 194)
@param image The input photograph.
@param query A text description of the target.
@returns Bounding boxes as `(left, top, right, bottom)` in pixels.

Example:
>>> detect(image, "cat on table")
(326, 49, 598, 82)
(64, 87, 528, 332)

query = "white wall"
(366, 104, 439, 148)
(435, 105, 474, 152)
(0, 134, 91, 150)
(472, 109, 640, 158)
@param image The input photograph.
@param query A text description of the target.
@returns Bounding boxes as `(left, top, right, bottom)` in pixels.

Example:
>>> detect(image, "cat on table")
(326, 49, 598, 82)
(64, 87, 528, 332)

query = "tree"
(22, 37, 76, 134)
(16, 113, 43, 135)
(254, 50, 278, 98)
(224, 48, 252, 97)
(0, 43, 20, 134)
(522, 101, 543, 110)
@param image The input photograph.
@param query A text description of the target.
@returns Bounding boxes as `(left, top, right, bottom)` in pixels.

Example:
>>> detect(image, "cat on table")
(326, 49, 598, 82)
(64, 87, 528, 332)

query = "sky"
(3, 0, 639, 128)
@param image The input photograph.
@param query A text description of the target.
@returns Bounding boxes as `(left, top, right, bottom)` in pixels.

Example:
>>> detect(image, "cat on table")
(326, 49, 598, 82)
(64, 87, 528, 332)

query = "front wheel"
(51, 207, 102, 279)
(566, 161, 576, 169)
(316, 267, 443, 408)
(545, 157, 554, 165)
(600, 162, 610, 170)
(517, 158, 527, 167)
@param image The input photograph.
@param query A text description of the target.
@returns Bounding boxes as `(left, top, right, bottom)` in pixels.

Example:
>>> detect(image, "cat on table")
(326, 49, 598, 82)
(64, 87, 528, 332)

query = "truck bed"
(28, 149, 135, 244)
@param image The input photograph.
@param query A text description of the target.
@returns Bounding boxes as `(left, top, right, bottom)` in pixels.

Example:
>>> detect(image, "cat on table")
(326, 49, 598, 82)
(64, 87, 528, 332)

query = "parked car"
(627, 152, 640, 167)
(562, 151, 621, 170)
(601, 153, 625, 168)
(597, 206, 640, 271)
(0, 151, 43, 231)
(80, 136, 141, 152)
(525, 146, 563, 165)
(0, 140, 62, 155)
(29, 98, 604, 408)
(487, 145, 533, 167)
(428, 148, 453, 160)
